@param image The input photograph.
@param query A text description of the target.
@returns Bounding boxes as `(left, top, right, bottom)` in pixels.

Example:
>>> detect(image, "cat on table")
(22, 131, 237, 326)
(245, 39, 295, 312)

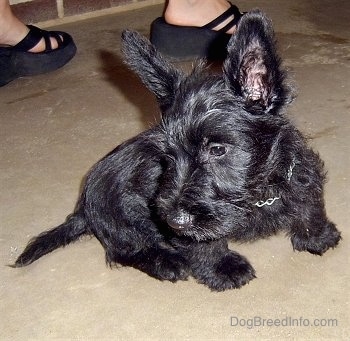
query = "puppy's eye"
(209, 144, 227, 157)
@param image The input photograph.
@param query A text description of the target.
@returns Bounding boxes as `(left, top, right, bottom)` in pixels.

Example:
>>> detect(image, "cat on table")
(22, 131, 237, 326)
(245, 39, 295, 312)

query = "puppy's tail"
(12, 213, 88, 267)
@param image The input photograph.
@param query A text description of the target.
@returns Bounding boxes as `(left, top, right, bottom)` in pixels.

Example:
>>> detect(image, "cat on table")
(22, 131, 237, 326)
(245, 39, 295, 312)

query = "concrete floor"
(1, 1, 349, 340)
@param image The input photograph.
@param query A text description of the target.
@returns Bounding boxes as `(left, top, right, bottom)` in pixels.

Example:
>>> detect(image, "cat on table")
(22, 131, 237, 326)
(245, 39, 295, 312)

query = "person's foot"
(0, 14, 61, 52)
(20, 27, 63, 53)
(0, 25, 76, 87)
(164, 0, 239, 34)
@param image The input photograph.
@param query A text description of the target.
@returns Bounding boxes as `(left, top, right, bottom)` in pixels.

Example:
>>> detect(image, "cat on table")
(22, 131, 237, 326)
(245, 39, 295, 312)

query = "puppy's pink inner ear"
(239, 47, 269, 106)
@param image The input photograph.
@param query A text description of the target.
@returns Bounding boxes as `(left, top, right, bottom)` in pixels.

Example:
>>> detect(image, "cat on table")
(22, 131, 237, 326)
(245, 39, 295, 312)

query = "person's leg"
(164, 0, 238, 34)
(0, 0, 60, 52)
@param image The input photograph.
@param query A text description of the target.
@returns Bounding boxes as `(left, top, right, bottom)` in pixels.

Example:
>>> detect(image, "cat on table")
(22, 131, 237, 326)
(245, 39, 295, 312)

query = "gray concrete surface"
(1, 1, 349, 340)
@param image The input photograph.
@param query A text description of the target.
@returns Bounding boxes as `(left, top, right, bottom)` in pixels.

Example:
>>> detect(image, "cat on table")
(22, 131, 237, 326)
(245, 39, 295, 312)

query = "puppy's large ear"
(121, 30, 183, 111)
(223, 10, 293, 115)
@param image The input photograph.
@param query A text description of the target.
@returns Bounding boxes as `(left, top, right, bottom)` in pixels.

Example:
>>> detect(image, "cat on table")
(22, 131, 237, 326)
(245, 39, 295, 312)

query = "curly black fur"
(14, 11, 341, 291)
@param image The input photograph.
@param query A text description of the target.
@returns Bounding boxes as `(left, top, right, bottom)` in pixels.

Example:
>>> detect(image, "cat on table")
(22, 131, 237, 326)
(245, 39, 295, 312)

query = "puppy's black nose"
(167, 211, 193, 230)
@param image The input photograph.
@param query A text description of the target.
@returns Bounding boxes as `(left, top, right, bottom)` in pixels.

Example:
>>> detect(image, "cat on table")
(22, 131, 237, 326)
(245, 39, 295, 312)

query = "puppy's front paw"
(214, 253, 256, 290)
(292, 222, 341, 255)
(193, 252, 256, 291)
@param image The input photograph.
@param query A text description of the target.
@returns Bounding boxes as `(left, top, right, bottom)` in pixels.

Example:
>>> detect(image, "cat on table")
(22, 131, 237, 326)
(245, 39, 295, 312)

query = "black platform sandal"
(0, 25, 76, 87)
(150, 2, 244, 61)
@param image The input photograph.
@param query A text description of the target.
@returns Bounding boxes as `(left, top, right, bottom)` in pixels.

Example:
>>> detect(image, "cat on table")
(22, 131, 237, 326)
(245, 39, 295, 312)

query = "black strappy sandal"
(0, 25, 76, 87)
(150, 2, 244, 61)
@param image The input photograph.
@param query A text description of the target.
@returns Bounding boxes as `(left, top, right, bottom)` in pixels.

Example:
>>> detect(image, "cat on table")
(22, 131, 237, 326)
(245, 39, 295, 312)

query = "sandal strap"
(202, 2, 244, 33)
(46, 31, 64, 49)
(12, 25, 64, 52)
(217, 7, 244, 33)
(13, 25, 42, 51)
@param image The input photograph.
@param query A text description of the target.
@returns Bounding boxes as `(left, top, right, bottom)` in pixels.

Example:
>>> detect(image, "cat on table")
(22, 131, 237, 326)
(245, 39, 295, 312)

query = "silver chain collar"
(255, 158, 296, 208)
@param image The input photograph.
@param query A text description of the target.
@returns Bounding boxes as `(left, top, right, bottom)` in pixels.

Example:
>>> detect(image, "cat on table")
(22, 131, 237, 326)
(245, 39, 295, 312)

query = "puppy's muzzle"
(167, 211, 193, 231)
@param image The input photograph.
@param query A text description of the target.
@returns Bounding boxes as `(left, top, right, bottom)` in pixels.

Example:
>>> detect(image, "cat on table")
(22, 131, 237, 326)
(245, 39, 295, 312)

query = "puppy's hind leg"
(91, 215, 189, 282)
(118, 243, 190, 282)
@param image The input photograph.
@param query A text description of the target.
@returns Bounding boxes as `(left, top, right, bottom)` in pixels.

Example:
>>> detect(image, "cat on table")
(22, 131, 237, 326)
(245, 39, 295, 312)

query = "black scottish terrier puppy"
(14, 11, 341, 291)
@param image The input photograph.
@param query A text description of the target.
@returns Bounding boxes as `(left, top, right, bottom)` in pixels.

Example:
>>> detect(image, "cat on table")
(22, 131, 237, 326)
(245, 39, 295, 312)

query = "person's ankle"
(0, 17, 29, 46)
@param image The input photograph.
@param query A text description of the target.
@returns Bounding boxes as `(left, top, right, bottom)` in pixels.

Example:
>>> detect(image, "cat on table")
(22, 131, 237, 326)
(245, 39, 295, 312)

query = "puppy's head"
(122, 11, 294, 241)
